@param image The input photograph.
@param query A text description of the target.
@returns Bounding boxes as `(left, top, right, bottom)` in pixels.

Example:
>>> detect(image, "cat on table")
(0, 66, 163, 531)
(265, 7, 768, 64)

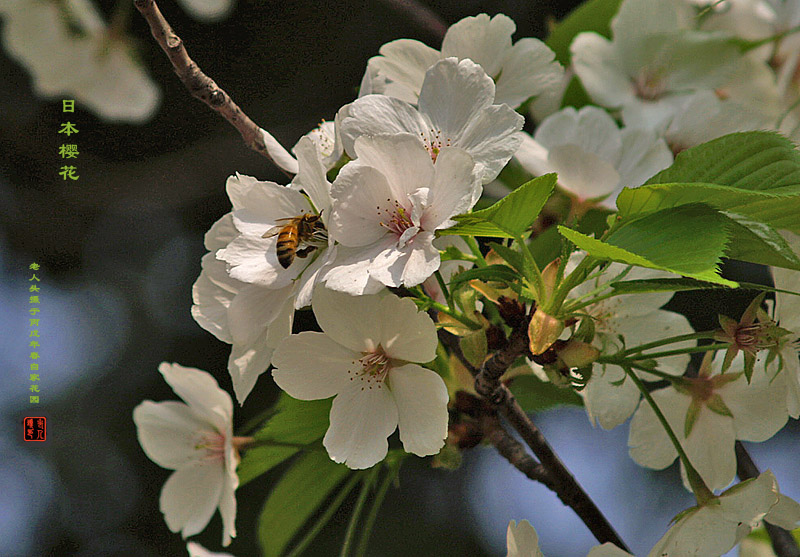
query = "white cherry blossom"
(365, 13, 563, 109)
(648, 470, 787, 557)
(133, 363, 238, 546)
(514, 106, 672, 209)
(216, 139, 334, 308)
(192, 214, 293, 404)
(271, 288, 448, 469)
(325, 133, 479, 293)
(629, 355, 789, 491)
(0, 0, 159, 122)
(570, 0, 755, 131)
(572, 261, 692, 430)
(767, 231, 800, 418)
(506, 520, 543, 557)
(342, 57, 524, 185)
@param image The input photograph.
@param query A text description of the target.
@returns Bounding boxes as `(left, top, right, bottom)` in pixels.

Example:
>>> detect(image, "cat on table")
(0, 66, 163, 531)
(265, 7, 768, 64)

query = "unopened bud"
(528, 308, 564, 355)
(558, 340, 600, 368)
(541, 258, 561, 298)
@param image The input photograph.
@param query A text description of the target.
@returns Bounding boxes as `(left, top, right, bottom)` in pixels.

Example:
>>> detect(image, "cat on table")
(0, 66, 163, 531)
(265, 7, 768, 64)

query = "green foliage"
(448, 264, 520, 291)
(619, 132, 800, 233)
(559, 204, 736, 286)
(609, 277, 731, 295)
(238, 395, 332, 486)
(510, 374, 583, 411)
(545, 0, 623, 64)
(257, 451, 352, 557)
(445, 174, 556, 237)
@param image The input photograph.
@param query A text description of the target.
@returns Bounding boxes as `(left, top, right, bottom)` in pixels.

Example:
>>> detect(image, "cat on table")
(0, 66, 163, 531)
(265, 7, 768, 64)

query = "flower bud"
(528, 308, 564, 355)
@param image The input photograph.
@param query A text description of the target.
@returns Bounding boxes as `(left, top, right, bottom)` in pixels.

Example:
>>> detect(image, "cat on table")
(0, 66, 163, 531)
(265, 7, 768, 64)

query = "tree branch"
(735, 441, 800, 557)
(480, 413, 554, 490)
(133, 0, 294, 176)
(439, 327, 629, 551)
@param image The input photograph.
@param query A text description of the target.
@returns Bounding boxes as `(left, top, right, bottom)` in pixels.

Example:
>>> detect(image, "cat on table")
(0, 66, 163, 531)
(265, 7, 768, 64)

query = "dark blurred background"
(1, 0, 798, 555)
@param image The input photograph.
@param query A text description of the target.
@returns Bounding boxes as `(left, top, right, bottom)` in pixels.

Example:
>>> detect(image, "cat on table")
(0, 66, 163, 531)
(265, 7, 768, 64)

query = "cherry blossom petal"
(441, 13, 513, 77)
(160, 462, 224, 539)
(421, 148, 478, 231)
(680, 407, 737, 491)
(231, 180, 311, 237)
(369, 231, 440, 288)
(378, 296, 437, 362)
(271, 332, 355, 400)
(352, 134, 435, 200)
(228, 338, 273, 405)
(133, 401, 209, 469)
(514, 134, 552, 176)
(292, 136, 332, 216)
(370, 38, 440, 96)
(218, 451, 238, 547)
(571, 32, 636, 109)
(548, 145, 620, 200)
(616, 128, 672, 193)
(457, 105, 524, 184)
(204, 213, 239, 251)
(629, 388, 688, 469)
(583, 364, 641, 430)
(534, 106, 622, 162)
(340, 95, 430, 158)
(322, 243, 388, 296)
(418, 58, 496, 142)
(724, 370, 789, 442)
(311, 287, 385, 352)
(329, 165, 398, 247)
(324, 380, 399, 469)
(259, 128, 299, 175)
(217, 234, 295, 289)
(506, 519, 543, 557)
(388, 364, 448, 456)
(495, 38, 564, 109)
(227, 283, 292, 346)
(159, 363, 233, 433)
(192, 254, 236, 344)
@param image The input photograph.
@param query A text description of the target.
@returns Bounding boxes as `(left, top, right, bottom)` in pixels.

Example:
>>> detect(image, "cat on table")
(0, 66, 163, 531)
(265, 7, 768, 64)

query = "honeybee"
(262, 212, 326, 269)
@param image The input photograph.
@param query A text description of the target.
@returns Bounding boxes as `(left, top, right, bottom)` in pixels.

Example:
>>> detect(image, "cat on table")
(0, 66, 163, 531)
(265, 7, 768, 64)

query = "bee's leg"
(296, 246, 318, 259)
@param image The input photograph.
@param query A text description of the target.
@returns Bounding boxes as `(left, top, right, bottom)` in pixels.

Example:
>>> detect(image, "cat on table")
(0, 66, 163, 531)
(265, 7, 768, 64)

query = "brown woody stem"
(133, 0, 291, 175)
(439, 327, 629, 551)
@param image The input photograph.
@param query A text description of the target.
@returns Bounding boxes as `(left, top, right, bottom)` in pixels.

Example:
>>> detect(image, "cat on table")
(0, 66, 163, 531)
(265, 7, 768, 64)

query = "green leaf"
(510, 374, 583, 411)
(546, 0, 623, 64)
(488, 242, 529, 276)
(720, 212, 800, 270)
(238, 395, 331, 486)
(258, 451, 352, 557)
(448, 264, 520, 291)
(458, 174, 557, 237)
(440, 218, 513, 238)
(559, 204, 737, 286)
(618, 132, 800, 232)
(610, 277, 731, 295)
(460, 328, 488, 368)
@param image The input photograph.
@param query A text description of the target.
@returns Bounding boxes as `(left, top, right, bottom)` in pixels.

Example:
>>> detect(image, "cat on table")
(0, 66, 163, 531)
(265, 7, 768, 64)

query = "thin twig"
(481, 413, 554, 490)
(440, 327, 629, 551)
(735, 442, 800, 557)
(133, 0, 293, 176)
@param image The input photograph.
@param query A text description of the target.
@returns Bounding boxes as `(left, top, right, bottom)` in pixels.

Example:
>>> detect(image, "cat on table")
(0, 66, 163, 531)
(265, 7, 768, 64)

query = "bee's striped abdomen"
(276, 227, 299, 269)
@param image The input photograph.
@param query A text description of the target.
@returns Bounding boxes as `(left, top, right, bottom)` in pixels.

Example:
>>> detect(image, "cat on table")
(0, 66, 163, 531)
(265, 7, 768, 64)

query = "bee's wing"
(262, 224, 284, 238)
